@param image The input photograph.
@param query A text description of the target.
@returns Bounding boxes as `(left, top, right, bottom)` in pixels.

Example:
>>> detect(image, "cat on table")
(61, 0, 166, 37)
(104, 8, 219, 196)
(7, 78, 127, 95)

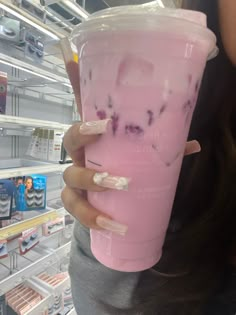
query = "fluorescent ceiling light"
(0, 3, 59, 40)
(61, 0, 89, 19)
(0, 60, 56, 82)
(156, 0, 165, 8)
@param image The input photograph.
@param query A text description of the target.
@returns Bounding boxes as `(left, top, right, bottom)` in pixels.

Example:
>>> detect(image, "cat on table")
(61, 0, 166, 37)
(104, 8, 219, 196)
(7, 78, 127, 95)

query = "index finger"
(63, 123, 100, 164)
(63, 119, 111, 164)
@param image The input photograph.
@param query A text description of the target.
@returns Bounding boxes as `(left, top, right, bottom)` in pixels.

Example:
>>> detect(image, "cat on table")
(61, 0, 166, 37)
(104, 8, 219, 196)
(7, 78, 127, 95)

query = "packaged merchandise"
(42, 217, 65, 236)
(0, 72, 7, 115)
(16, 175, 47, 211)
(26, 128, 39, 158)
(26, 128, 64, 162)
(5, 283, 46, 315)
(0, 211, 24, 228)
(0, 180, 15, 220)
(18, 228, 39, 255)
(48, 130, 64, 162)
(24, 31, 44, 63)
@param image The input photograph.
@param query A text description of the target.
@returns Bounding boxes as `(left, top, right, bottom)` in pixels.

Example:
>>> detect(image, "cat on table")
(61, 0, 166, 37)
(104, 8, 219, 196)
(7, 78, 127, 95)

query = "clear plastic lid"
(71, 4, 218, 59)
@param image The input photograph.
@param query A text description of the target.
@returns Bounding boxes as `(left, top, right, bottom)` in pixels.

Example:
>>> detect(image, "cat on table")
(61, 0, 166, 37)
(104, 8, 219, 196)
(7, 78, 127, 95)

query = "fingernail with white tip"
(96, 216, 128, 236)
(93, 172, 131, 191)
(80, 119, 111, 135)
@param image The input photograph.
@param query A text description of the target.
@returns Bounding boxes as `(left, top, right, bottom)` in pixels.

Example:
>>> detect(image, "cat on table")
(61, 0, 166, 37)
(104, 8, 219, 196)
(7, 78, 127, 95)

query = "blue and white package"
(0, 180, 14, 220)
(16, 175, 47, 211)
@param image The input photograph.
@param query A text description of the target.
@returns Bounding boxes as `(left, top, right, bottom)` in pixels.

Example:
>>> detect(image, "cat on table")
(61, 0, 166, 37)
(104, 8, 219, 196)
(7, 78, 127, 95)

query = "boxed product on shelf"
(0, 71, 7, 115)
(16, 175, 47, 211)
(5, 280, 50, 315)
(48, 130, 64, 162)
(0, 179, 15, 220)
(42, 217, 65, 236)
(26, 129, 64, 162)
(34, 272, 71, 315)
(0, 211, 24, 227)
(24, 31, 44, 63)
(18, 228, 39, 255)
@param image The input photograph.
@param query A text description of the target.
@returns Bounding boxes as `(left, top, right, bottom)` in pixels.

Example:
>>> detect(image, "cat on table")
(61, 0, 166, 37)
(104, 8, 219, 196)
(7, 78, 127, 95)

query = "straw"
(60, 37, 82, 119)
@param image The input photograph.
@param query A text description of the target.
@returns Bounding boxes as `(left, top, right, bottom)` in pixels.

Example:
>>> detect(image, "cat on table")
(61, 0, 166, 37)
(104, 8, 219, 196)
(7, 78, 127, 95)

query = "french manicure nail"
(96, 216, 128, 236)
(185, 140, 201, 156)
(93, 172, 131, 191)
(80, 119, 111, 135)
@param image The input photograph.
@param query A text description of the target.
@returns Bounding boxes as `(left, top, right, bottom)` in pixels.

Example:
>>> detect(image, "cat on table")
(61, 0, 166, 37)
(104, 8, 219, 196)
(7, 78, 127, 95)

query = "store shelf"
(0, 208, 64, 240)
(0, 114, 70, 131)
(0, 52, 71, 87)
(0, 242, 71, 295)
(0, 163, 69, 180)
(33, 272, 70, 297)
(17, 280, 53, 315)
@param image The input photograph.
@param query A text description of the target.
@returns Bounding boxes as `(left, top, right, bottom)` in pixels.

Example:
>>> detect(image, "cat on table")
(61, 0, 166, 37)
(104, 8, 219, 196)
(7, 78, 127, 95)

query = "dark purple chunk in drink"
(147, 110, 154, 126)
(97, 110, 107, 120)
(107, 95, 113, 108)
(89, 69, 92, 80)
(111, 112, 119, 135)
(84, 78, 86, 86)
(125, 124, 144, 136)
(188, 74, 192, 85)
(182, 100, 192, 113)
(159, 103, 167, 116)
(94, 104, 98, 110)
(195, 80, 199, 92)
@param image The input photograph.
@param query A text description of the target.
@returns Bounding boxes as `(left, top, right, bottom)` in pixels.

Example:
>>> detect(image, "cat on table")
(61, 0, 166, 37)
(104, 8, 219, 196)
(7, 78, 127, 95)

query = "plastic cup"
(71, 5, 217, 272)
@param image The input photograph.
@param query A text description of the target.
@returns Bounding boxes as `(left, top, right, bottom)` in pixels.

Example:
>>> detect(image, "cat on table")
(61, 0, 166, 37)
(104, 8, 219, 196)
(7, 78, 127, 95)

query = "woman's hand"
(61, 120, 201, 235)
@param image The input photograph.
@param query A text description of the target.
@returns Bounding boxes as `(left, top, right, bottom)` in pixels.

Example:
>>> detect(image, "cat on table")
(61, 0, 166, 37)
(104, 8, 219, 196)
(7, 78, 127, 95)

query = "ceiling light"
(0, 60, 56, 82)
(61, 0, 89, 19)
(0, 3, 60, 40)
(156, 0, 165, 8)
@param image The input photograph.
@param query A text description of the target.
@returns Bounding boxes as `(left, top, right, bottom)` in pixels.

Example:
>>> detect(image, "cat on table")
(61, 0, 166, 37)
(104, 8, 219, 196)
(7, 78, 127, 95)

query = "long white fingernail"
(96, 216, 128, 236)
(80, 119, 111, 135)
(93, 172, 130, 191)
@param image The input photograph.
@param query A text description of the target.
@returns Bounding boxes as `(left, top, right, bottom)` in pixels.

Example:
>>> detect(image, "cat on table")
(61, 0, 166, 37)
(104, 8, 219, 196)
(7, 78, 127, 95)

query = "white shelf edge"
(0, 114, 70, 131)
(0, 163, 69, 179)
(67, 308, 77, 315)
(0, 52, 71, 86)
(0, 207, 66, 240)
(32, 274, 71, 297)
(0, 242, 71, 295)
(25, 280, 54, 315)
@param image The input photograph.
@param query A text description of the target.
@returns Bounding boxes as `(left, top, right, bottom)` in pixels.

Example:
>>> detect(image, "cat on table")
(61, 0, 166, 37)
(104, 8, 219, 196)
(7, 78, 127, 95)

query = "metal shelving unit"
(0, 2, 79, 313)
(0, 208, 65, 240)
(0, 242, 71, 295)
(0, 114, 70, 131)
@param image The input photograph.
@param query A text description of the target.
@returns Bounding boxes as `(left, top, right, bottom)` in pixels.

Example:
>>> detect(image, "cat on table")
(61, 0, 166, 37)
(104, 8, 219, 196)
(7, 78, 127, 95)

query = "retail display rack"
(0, 1, 88, 314)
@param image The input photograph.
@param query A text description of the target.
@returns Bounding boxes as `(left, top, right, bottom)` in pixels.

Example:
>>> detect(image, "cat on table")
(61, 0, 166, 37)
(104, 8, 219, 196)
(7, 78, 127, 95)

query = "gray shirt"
(69, 220, 163, 315)
(69, 220, 234, 315)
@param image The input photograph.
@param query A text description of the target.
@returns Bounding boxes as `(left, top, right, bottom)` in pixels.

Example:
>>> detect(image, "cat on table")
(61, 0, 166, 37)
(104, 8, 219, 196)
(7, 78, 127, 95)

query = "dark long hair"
(135, 1, 236, 314)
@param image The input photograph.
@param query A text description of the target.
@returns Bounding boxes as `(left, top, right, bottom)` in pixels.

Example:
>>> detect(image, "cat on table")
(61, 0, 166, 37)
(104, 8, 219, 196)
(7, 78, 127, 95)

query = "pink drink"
(72, 6, 217, 272)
